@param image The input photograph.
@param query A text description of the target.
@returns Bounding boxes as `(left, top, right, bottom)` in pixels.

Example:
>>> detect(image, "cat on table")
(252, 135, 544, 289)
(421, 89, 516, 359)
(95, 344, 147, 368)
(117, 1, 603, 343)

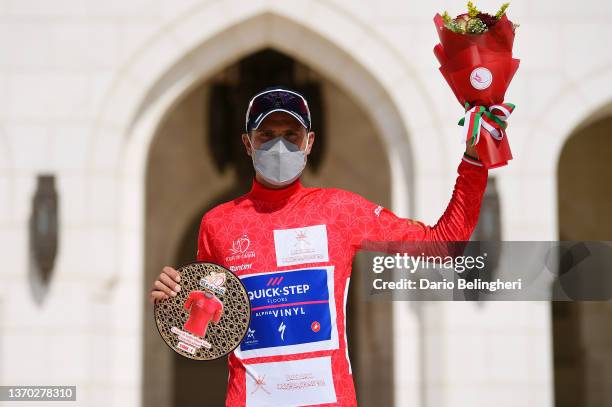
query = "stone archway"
(94, 5, 427, 407)
(146, 48, 396, 406)
(554, 108, 612, 407)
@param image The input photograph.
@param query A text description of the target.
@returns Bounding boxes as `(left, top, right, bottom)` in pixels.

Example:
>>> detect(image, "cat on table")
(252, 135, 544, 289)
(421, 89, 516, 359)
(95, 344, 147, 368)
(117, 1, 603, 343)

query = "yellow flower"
(442, 11, 452, 24)
(467, 1, 479, 18)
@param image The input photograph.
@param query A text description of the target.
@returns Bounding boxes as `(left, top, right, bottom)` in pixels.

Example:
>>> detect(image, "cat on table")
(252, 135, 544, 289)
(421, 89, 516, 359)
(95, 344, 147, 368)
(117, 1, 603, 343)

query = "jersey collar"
(247, 176, 304, 202)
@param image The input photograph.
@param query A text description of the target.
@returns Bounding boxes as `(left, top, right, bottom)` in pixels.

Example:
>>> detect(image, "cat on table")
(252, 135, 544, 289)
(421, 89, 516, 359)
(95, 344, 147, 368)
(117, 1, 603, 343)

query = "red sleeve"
(348, 158, 488, 250)
(212, 299, 223, 323)
(184, 291, 193, 311)
(197, 213, 215, 262)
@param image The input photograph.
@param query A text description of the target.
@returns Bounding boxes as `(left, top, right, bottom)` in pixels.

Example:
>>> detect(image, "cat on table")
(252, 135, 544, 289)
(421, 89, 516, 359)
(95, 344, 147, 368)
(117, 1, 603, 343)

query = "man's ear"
(306, 131, 315, 155)
(242, 133, 252, 157)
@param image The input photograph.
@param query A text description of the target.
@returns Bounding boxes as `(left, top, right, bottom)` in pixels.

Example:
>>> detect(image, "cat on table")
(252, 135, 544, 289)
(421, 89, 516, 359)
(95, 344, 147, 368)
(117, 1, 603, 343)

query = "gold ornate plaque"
(154, 262, 251, 360)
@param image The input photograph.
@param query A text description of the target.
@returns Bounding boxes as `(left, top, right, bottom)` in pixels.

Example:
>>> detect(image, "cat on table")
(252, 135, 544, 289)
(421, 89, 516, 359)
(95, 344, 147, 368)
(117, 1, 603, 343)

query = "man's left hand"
(465, 142, 479, 159)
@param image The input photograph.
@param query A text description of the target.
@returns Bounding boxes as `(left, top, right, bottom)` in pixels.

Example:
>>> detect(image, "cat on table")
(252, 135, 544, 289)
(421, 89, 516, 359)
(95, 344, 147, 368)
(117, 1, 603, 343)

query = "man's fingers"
(150, 266, 181, 305)
(160, 273, 181, 293)
(154, 280, 177, 297)
(162, 266, 181, 283)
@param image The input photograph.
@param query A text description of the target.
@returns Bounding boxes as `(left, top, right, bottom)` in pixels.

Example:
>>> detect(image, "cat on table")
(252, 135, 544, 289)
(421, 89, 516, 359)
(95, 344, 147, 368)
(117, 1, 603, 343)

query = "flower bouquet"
(434, 2, 520, 169)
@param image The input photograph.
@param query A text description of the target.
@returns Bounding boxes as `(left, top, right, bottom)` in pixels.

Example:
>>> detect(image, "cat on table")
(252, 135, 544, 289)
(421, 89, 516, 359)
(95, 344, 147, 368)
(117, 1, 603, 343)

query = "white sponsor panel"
(273, 224, 329, 267)
(245, 356, 337, 407)
(235, 265, 339, 359)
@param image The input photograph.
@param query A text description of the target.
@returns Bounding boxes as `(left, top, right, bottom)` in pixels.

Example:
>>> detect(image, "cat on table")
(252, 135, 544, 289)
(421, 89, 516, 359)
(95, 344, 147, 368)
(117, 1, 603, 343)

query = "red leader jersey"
(183, 291, 223, 338)
(196, 157, 487, 407)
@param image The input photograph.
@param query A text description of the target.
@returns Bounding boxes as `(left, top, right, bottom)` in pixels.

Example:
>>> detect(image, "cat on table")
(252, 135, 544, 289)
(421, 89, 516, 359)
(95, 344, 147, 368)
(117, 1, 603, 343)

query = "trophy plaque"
(154, 262, 251, 360)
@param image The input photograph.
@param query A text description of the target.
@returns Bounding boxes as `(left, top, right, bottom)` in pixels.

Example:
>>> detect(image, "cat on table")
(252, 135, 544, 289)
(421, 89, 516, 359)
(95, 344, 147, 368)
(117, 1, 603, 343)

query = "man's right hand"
(150, 266, 181, 304)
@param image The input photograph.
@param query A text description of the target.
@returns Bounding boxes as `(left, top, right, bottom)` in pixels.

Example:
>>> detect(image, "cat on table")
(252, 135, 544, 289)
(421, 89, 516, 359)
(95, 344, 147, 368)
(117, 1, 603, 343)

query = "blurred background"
(1, 0, 611, 406)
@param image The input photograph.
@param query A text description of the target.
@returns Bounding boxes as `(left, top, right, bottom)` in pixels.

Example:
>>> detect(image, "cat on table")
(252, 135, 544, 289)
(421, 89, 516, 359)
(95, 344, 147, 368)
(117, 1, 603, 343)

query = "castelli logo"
(470, 67, 493, 90)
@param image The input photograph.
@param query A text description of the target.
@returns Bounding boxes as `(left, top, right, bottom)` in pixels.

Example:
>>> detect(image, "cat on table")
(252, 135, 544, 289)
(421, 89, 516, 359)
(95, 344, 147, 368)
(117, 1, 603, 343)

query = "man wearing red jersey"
(150, 86, 488, 406)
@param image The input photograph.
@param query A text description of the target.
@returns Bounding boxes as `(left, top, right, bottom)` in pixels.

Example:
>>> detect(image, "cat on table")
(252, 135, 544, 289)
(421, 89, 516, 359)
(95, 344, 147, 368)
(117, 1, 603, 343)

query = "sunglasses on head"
(245, 89, 311, 132)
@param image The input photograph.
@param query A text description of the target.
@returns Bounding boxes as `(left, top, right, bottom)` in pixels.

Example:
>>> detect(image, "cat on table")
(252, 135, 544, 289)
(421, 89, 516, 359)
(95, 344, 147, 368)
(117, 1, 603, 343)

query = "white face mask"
(248, 135, 309, 187)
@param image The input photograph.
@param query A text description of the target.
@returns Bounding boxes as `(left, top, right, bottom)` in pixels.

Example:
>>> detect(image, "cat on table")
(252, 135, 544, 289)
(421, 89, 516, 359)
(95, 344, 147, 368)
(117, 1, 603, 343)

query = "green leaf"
(495, 2, 510, 19)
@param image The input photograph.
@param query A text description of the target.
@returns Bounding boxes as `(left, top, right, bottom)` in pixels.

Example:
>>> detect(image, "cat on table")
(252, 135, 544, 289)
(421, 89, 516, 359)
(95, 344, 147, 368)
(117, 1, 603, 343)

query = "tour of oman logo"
(470, 67, 493, 90)
(291, 229, 315, 255)
(226, 234, 256, 262)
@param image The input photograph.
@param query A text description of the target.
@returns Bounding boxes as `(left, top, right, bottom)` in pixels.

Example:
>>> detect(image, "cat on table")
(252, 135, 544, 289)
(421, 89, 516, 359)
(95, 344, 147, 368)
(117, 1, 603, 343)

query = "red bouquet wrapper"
(433, 13, 520, 169)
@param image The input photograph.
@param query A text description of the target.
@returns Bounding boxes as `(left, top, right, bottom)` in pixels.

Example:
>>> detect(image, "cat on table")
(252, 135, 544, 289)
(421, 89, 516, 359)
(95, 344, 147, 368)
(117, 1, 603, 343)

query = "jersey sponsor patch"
(273, 224, 329, 266)
(236, 266, 338, 358)
(245, 356, 337, 407)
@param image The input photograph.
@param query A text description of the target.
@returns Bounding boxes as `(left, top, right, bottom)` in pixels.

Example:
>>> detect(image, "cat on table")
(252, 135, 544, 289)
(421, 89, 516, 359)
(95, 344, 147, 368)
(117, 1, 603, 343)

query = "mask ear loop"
(301, 131, 310, 154)
(246, 133, 255, 152)
(246, 133, 258, 168)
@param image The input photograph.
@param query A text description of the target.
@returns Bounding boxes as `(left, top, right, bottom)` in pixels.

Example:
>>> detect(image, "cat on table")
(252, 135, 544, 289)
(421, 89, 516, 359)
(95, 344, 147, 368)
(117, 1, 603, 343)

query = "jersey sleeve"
(213, 299, 223, 323)
(184, 291, 194, 311)
(348, 158, 488, 250)
(197, 213, 216, 262)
